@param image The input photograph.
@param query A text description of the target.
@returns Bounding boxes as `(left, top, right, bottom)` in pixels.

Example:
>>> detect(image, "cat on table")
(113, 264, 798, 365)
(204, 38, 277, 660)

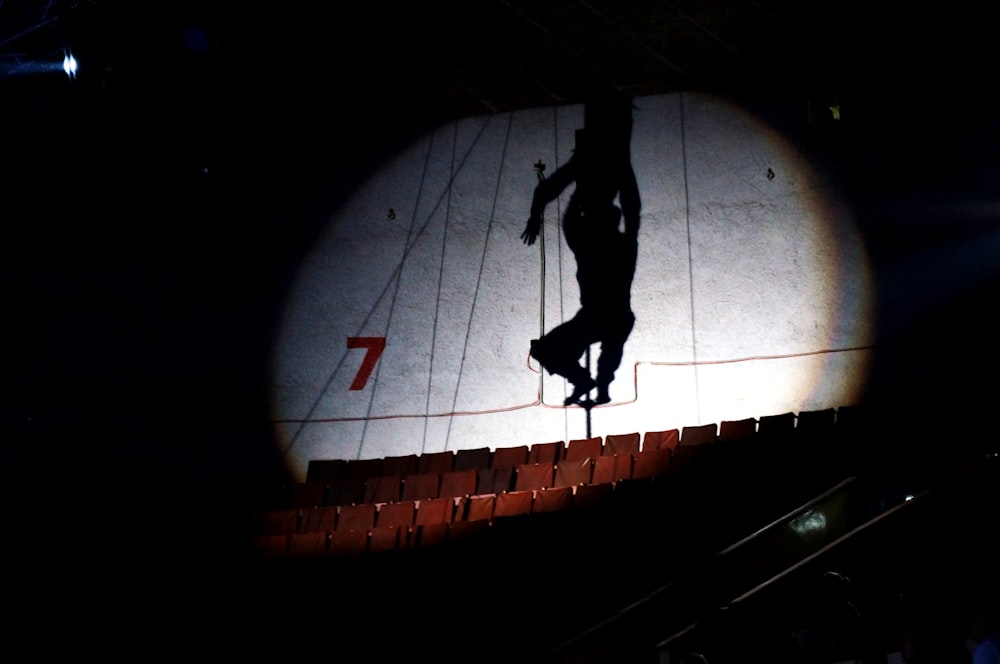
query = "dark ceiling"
(4, 1, 996, 127)
(1, 0, 995, 206)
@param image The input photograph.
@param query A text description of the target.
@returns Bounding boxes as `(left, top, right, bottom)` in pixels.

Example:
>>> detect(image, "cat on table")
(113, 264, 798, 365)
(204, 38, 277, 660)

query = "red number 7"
(346, 337, 386, 391)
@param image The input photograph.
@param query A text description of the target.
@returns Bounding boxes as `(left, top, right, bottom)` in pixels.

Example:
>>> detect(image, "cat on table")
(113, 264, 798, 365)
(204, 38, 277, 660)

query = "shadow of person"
(522, 91, 641, 406)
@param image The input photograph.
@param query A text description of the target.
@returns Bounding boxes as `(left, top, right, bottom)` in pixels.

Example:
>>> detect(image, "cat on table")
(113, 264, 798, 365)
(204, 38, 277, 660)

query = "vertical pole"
(534, 160, 546, 402)
(585, 347, 592, 438)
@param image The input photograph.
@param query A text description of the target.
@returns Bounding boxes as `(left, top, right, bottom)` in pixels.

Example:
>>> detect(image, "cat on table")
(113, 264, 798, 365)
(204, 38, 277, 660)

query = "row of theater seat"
(307, 407, 851, 482)
(252, 481, 622, 559)
(269, 428, 683, 511)
(251, 406, 859, 560)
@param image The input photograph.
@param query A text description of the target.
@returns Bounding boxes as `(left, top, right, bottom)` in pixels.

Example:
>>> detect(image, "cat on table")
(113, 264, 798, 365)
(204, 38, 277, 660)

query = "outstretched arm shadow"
(522, 157, 578, 246)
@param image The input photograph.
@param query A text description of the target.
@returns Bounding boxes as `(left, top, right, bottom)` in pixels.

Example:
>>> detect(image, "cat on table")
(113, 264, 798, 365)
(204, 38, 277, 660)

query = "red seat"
(592, 454, 632, 484)
(414, 497, 456, 526)
(797, 408, 836, 433)
(344, 457, 383, 480)
(336, 503, 376, 532)
(381, 453, 418, 477)
(477, 466, 514, 494)
(758, 412, 796, 437)
(528, 441, 565, 465)
(533, 486, 574, 513)
(680, 423, 717, 446)
(604, 432, 640, 456)
(418, 450, 455, 474)
(368, 525, 404, 553)
(454, 447, 491, 472)
(412, 497, 455, 548)
(327, 477, 365, 506)
(513, 463, 554, 491)
(287, 532, 329, 560)
(632, 447, 671, 479)
(719, 418, 756, 442)
(493, 490, 534, 518)
(364, 474, 402, 504)
(377, 500, 416, 528)
(553, 457, 593, 487)
(401, 472, 441, 501)
(491, 444, 529, 469)
(565, 436, 602, 461)
(299, 506, 337, 533)
(328, 529, 368, 557)
(439, 469, 477, 498)
(643, 429, 679, 452)
(461, 494, 496, 522)
(573, 483, 613, 510)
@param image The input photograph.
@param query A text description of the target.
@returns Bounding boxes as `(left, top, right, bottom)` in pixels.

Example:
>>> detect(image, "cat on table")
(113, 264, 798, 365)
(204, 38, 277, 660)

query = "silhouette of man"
(522, 92, 640, 406)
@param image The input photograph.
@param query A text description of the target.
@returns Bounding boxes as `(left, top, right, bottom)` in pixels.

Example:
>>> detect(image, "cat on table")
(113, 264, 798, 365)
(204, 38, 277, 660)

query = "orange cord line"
(272, 344, 876, 425)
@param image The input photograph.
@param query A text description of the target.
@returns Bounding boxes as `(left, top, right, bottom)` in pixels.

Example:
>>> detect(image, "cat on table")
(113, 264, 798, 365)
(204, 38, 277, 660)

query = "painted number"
(346, 336, 386, 391)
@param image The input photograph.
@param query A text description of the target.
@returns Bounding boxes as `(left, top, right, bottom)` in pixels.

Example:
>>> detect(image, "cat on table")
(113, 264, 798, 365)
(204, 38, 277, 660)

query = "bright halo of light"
(63, 53, 77, 78)
(270, 92, 874, 481)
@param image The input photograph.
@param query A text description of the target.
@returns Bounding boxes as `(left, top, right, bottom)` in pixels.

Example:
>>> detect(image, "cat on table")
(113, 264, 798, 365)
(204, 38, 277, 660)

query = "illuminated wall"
(271, 92, 874, 480)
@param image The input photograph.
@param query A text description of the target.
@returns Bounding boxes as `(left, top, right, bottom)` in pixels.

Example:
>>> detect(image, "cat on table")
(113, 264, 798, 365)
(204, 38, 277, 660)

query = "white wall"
(271, 92, 874, 480)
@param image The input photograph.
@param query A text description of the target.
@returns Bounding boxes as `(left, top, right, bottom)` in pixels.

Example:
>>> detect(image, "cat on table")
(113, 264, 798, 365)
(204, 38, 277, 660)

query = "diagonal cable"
(443, 111, 514, 450)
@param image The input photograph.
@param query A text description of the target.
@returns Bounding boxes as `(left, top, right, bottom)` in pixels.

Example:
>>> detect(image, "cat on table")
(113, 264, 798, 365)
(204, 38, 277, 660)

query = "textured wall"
(272, 92, 874, 480)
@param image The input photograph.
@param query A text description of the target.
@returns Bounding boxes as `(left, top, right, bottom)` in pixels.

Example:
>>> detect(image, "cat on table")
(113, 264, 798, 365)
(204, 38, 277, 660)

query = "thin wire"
(538, 113, 549, 341)
(357, 129, 436, 460)
(443, 112, 514, 450)
(279, 116, 493, 462)
(680, 92, 702, 422)
(536, 156, 547, 402)
(535, 103, 559, 403)
(275, 343, 879, 425)
(555, 106, 572, 442)
(422, 121, 458, 454)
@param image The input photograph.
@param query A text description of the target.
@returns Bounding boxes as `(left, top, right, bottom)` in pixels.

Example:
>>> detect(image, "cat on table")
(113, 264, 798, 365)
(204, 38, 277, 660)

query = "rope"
(357, 127, 435, 460)
(421, 121, 459, 455)
(536, 105, 592, 440)
(443, 112, 515, 451)
(279, 115, 493, 462)
(680, 91, 702, 422)
(275, 343, 880, 425)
